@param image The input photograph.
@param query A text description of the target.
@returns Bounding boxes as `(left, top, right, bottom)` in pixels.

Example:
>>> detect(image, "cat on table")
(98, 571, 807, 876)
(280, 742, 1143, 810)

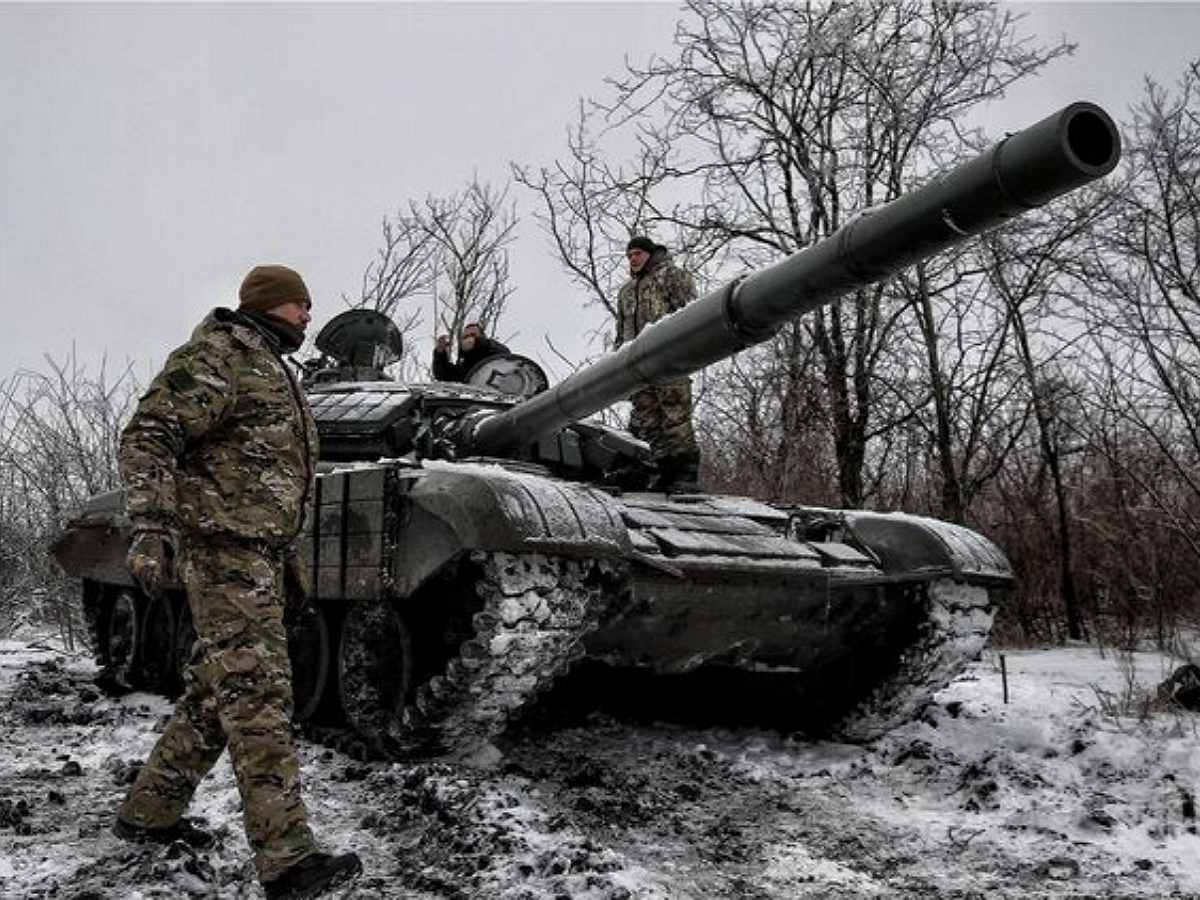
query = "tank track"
(834, 578, 996, 741)
(342, 551, 619, 761)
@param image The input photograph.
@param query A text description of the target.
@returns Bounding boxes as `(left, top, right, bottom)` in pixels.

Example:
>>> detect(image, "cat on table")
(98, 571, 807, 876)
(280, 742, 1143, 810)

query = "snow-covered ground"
(2, 636, 1198, 899)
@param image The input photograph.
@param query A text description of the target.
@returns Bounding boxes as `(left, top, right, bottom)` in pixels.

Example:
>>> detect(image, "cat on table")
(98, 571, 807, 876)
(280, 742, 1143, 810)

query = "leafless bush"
(0, 353, 138, 644)
(1084, 647, 1176, 725)
(329, 177, 519, 383)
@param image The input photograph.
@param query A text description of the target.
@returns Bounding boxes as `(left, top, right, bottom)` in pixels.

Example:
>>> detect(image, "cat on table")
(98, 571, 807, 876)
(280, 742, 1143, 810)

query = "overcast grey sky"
(2, 2, 1199, 386)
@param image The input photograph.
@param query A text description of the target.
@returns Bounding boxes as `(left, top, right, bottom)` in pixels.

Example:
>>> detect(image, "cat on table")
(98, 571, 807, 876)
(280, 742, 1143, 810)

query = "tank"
(52, 102, 1121, 756)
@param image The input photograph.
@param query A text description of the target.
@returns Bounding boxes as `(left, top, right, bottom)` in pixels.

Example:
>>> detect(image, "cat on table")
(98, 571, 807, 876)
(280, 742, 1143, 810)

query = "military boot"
(662, 451, 701, 494)
(113, 815, 216, 849)
(263, 851, 363, 900)
(601, 458, 654, 492)
(94, 667, 133, 697)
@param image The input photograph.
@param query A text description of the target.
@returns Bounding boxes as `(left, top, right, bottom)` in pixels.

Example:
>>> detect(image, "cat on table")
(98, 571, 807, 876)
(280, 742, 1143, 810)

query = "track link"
(376, 551, 618, 759)
(835, 578, 996, 741)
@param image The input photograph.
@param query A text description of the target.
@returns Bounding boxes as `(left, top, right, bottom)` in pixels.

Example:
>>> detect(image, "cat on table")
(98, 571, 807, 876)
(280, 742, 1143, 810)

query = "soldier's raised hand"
(127, 529, 175, 600)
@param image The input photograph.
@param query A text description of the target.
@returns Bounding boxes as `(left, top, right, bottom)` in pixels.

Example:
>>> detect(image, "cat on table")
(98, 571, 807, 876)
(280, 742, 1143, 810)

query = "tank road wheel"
(103, 588, 141, 693)
(287, 602, 331, 722)
(337, 602, 413, 749)
(139, 594, 180, 696)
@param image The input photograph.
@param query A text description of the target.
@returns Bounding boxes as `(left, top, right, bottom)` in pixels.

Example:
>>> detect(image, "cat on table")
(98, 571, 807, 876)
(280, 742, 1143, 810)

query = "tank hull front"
(51, 460, 1007, 747)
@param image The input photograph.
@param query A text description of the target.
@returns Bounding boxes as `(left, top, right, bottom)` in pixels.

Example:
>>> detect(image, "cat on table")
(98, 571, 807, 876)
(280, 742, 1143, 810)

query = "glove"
(127, 529, 175, 600)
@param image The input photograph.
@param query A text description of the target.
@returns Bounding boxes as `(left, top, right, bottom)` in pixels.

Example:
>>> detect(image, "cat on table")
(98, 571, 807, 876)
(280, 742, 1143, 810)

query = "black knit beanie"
(238, 265, 312, 314)
(626, 236, 660, 254)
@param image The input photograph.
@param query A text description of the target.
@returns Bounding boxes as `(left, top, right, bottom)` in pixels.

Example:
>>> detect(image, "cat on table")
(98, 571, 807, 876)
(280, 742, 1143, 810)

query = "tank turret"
(53, 102, 1120, 759)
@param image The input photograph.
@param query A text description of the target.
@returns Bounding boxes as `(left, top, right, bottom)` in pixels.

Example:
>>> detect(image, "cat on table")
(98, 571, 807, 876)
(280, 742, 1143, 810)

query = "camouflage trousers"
(629, 378, 698, 462)
(118, 539, 317, 883)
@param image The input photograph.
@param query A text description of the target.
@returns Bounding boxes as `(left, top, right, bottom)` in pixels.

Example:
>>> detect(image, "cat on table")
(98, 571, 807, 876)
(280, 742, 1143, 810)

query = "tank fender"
(840, 510, 1013, 587)
(50, 521, 136, 587)
(392, 462, 630, 595)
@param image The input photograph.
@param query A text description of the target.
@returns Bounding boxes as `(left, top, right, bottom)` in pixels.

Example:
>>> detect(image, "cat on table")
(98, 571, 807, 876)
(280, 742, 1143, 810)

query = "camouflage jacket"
(119, 308, 318, 550)
(615, 250, 697, 347)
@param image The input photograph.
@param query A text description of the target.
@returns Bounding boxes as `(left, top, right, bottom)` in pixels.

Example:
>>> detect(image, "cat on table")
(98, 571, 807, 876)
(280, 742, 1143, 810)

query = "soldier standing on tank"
(432, 321, 510, 382)
(615, 235, 702, 491)
(113, 265, 362, 900)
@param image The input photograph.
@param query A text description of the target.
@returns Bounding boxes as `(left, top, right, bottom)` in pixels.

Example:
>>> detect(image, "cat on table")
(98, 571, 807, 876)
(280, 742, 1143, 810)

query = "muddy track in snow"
(2, 644, 1196, 899)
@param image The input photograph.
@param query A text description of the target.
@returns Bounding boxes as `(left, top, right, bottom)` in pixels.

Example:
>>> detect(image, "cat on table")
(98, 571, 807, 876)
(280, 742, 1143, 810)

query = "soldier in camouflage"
(113, 265, 362, 900)
(616, 236, 702, 491)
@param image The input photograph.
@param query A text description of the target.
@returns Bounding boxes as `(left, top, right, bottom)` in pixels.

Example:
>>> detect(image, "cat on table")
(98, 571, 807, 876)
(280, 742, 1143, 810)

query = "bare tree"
(0, 354, 139, 643)
(1089, 62, 1200, 490)
(981, 224, 1087, 639)
(420, 179, 518, 345)
(514, 107, 663, 335)
(899, 187, 1112, 640)
(351, 215, 432, 323)
(335, 178, 519, 381)
(1069, 61, 1200, 643)
(517, 0, 1070, 507)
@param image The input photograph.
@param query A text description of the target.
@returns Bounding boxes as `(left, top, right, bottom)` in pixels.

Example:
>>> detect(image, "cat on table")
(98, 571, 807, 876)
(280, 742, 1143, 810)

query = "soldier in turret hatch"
(113, 264, 362, 900)
(432, 321, 510, 382)
(615, 235, 702, 492)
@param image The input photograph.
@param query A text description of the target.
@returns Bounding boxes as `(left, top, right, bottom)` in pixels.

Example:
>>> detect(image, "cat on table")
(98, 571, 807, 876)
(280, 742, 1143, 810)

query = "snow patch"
(4, 639, 1200, 897)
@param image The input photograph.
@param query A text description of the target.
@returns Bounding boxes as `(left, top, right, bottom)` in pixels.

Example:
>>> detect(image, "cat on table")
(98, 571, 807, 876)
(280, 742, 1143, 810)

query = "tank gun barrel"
(472, 101, 1120, 456)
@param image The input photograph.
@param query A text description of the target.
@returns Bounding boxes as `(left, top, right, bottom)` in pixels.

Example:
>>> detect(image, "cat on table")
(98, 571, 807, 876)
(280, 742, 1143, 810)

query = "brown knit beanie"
(238, 265, 312, 313)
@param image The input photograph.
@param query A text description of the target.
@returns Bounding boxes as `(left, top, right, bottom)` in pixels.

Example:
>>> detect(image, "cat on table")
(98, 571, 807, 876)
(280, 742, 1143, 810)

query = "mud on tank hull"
(52, 459, 1009, 755)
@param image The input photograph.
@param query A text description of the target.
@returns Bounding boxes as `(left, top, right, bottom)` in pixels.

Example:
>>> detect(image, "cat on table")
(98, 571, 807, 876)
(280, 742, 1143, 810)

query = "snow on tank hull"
(300, 460, 1009, 745)
(52, 457, 1008, 750)
(551, 492, 1007, 738)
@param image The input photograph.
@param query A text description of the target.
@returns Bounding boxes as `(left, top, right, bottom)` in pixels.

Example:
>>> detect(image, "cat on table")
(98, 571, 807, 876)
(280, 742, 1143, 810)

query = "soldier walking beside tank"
(432, 321, 510, 382)
(616, 235, 702, 491)
(113, 265, 362, 899)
